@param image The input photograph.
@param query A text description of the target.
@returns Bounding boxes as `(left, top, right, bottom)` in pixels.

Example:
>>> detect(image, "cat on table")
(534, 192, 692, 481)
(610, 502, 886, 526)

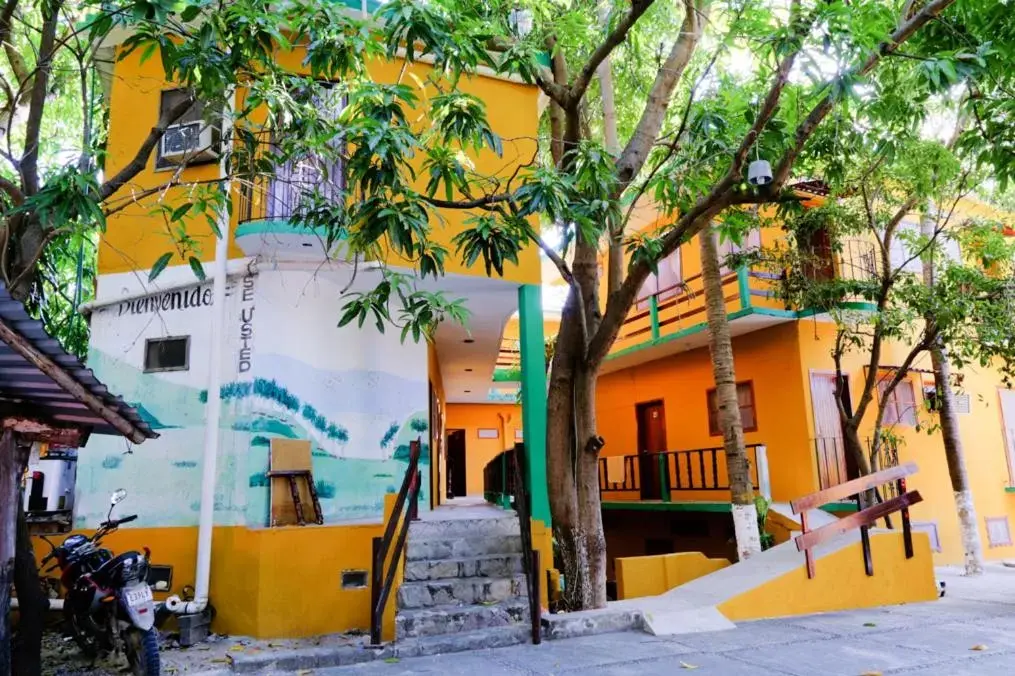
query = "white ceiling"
(427, 273, 520, 404)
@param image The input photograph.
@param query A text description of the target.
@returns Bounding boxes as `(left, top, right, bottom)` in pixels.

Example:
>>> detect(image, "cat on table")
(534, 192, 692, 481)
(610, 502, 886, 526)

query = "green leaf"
(180, 4, 202, 22)
(189, 256, 207, 281)
(139, 42, 158, 65)
(149, 253, 173, 282)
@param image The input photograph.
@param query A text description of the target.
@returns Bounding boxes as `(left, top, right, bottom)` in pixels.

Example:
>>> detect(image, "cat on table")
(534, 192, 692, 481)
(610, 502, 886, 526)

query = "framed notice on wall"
(477, 428, 499, 439)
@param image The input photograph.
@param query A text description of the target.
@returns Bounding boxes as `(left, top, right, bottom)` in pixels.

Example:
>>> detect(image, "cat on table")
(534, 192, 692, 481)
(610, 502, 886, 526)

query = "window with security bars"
(707, 381, 757, 436)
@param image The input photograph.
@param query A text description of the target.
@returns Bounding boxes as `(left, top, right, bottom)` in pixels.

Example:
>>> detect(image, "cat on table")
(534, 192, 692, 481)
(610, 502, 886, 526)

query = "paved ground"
(315, 565, 1015, 676)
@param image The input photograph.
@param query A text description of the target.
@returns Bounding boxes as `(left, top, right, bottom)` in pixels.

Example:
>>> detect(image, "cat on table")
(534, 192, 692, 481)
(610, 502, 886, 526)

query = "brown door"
(636, 401, 667, 500)
(809, 373, 850, 489)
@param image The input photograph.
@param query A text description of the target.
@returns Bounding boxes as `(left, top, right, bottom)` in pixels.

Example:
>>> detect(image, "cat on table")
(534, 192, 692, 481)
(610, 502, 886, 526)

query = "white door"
(810, 373, 849, 489)
(1000, 390, 1015, 482)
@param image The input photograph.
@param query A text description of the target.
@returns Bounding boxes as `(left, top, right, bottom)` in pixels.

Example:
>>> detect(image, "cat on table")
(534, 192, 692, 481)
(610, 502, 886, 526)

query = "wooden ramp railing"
(790, 462, 920, 579)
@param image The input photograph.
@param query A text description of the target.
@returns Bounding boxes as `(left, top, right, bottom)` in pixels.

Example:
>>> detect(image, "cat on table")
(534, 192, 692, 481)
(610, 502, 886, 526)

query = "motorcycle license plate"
(125, 585, 153, 608)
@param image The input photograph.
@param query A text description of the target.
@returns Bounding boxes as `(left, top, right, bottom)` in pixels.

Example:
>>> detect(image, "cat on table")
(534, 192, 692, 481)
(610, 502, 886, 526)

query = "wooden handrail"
(795, 491, 923, 552)
(370, 438, 421, 646)
(792, 462, 920, 579)
(790, 462, 917, 513)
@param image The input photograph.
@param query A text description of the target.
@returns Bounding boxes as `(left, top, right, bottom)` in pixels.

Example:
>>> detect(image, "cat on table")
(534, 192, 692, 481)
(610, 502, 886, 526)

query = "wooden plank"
(791, 462, 918, 513)
(269, 439, 317, 527)
(795, 491, 923, 552)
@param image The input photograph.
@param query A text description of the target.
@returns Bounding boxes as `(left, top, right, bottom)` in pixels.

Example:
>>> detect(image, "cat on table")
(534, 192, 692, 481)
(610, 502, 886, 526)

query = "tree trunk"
(1, 431, 19, 675)
(920, 211, 984, 575)
(930, 343, 984, 575)
(13, 499, 46, 676)
(699, 227, 761, 560)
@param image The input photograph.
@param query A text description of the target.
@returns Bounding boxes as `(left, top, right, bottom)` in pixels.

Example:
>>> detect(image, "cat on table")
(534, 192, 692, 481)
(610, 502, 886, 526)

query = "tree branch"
(98, 93, 196, 201)
(568, 0, 657, 107)
(615, 0, 706, 187)
(19, 0, 61, 196)
(770, 0, 958, 188)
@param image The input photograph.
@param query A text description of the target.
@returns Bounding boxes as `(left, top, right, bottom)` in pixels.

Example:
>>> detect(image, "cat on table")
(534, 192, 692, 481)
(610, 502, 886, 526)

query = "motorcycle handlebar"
(98, 514, 138, 531)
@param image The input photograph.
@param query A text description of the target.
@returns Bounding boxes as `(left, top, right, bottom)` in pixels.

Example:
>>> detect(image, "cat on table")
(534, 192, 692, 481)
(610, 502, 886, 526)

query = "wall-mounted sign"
(477, 428, 499, 439)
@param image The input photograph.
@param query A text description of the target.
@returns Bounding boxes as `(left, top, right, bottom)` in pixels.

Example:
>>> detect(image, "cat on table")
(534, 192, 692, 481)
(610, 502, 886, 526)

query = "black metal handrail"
(598, 444, 763, 494)
(508, 443, 542, 644)
(369, 437, 421, 645)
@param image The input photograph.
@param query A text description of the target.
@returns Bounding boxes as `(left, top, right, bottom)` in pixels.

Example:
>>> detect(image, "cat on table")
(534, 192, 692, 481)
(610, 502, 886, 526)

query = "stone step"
(395, 600, 529, 639)
(410, 624, 532, 657)
(397, 575, 527, 609)
(405, 534, 522, 561)
(403, 553, 525, 581)
(409, 514, 520, 540)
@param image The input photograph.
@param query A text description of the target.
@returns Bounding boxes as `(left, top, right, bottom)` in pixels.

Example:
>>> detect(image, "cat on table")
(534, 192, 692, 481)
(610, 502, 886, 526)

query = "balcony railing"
(802, 240, 880, 284)
(813, 435, 900, 498)
(237, 140, 344, 225)
(598, 443, 770, 501)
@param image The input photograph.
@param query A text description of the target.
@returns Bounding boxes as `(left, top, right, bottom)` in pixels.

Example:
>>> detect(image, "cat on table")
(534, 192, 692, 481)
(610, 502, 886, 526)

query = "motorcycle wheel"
(124, 627, 161, 676)
(62, 602, 99, 658)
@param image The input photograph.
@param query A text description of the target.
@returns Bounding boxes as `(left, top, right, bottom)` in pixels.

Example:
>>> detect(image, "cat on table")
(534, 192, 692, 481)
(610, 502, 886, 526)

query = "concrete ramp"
(629, 528, 937, 635)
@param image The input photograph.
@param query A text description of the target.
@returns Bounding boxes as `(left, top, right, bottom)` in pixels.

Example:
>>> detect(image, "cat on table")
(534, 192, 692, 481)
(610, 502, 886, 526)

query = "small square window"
(144, 336, 190, 372)
(986, 516, 1012, 548)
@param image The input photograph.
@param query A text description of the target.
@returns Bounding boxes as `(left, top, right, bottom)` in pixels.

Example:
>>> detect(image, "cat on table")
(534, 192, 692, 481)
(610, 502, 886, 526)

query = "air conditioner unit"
(160, 121, 219, 164)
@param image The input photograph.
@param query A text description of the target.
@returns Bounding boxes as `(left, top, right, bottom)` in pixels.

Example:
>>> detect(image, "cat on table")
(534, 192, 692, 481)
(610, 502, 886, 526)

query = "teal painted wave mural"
(78, 347, 429, 528)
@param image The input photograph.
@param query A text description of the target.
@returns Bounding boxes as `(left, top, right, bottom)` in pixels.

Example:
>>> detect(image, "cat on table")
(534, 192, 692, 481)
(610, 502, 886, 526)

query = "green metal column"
(518, 284, 551, 525)
(737, 265, 752, 311)
(648, 296, 660, 341)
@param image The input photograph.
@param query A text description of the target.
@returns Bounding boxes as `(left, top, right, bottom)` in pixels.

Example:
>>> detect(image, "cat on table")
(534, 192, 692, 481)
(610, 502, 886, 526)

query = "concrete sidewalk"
(311, 564, 1015, 676)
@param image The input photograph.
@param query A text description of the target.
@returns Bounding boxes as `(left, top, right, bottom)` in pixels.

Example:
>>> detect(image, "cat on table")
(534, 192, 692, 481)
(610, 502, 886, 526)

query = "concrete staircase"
(395, 509, 532, 651)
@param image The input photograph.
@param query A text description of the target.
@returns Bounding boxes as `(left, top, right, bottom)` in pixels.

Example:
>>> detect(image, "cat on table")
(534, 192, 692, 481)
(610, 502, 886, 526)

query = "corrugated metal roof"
(0, 283, 157, 442)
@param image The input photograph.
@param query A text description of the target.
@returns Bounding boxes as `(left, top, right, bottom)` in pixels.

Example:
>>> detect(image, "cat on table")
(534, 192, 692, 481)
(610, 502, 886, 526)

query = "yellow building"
(42, 2, 553, 642)
(589, 187, 1015, 580)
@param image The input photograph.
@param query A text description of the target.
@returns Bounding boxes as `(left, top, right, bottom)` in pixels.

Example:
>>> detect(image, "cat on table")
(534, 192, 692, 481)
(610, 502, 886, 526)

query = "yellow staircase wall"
(718, 530, 938, 621)
(615, 552, 731, 600)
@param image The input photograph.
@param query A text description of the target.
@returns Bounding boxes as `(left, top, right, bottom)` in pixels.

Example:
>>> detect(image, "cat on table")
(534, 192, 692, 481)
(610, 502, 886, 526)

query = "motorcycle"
(40, 489, 160, 676)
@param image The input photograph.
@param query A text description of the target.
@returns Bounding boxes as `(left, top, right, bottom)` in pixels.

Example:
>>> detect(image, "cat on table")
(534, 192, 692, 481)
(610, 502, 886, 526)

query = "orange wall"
(100, 47, 541, 285)
(596, 322, 814, 502)
(445, 403, 522, 496)
(796, 320, 1015, 565)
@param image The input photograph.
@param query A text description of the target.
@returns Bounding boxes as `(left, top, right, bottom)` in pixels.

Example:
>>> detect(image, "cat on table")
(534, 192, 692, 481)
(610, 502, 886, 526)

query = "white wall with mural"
(78, 262, 430, 529)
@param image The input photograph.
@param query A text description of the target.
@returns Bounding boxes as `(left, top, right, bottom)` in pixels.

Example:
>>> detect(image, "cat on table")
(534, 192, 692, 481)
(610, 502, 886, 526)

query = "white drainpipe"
(167, 91, 235, 617)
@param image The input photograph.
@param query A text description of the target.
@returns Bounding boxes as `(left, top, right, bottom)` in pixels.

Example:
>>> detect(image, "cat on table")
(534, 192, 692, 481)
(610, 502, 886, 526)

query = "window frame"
(706, 380, 758, 437)
(155, 88, 218, 170)
(143, 335, 192, 373)
(878, 376, 918, 427)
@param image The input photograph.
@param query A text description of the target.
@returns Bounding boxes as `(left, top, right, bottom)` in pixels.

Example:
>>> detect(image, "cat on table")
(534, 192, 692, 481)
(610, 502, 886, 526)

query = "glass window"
(144, 336, 190, 372)
(878, 377, 918, 426)
(707, 381, 758, 436)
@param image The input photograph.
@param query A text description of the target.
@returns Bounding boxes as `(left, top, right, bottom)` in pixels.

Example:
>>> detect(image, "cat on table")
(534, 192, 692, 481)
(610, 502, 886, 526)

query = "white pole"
(167, 89, 235, 616)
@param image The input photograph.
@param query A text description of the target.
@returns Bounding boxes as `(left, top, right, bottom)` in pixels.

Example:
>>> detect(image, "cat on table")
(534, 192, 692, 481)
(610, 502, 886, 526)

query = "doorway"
(446, 429, 467, 499)
(636, 400, 668, 500)
(999, 389, 1015, 484)
(809, 372, 855, 489)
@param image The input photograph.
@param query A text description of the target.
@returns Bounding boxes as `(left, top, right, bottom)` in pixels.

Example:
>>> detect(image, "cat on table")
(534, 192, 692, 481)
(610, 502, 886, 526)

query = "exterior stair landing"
(395, 504, 532, 652)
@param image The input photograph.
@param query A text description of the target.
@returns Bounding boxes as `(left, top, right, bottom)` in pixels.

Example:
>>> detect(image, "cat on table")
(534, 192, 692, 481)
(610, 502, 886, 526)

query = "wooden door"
(810, 373, 849, 489)
(1000, 390, 1015, 484)
(636, 401, 667, 500)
